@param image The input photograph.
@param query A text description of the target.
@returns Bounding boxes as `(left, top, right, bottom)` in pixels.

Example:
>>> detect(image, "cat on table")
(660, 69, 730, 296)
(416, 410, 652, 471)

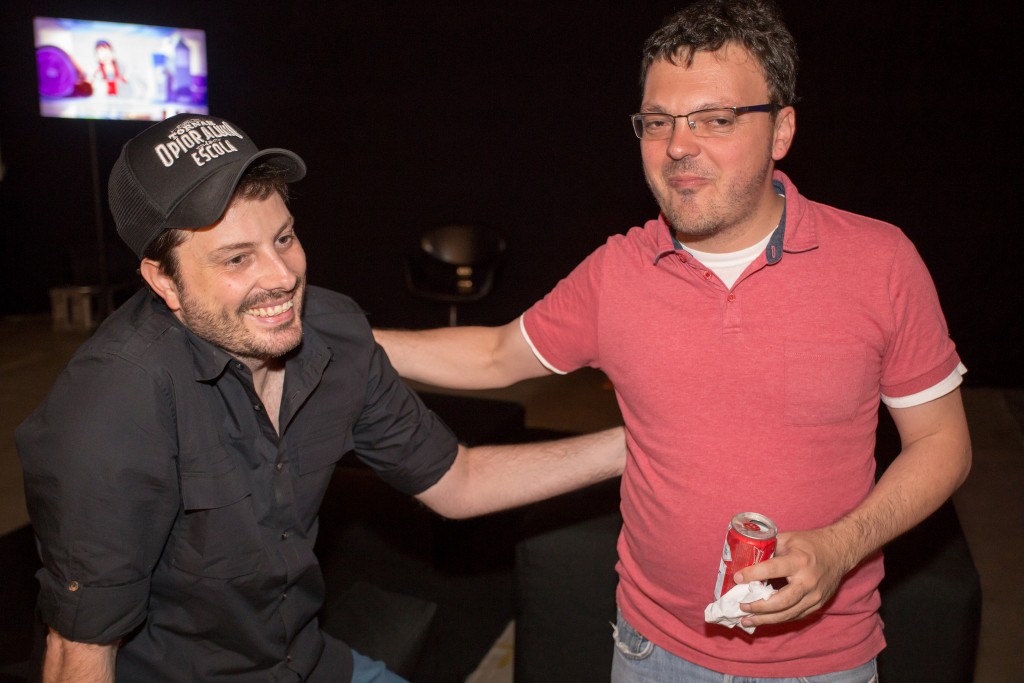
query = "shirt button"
(286, 655, 293, 663)
(703, 270, 713, 280)
(67, 581, 80, 592)
(727, 292, 737, 302)
(253, 403, 262, 411)
(281, 531, 289, 540)
(281, 592, 288, 600)
(275, 463, 284, 472)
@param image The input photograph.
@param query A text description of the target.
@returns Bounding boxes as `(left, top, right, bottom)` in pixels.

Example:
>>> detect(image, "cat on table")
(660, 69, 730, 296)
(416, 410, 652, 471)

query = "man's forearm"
(373, 327, 488, 386)
(829, 390, 972, 570)
(737, 390, 971, 626)
(831, 424, 971, 572)
(373, 319, 549, 389)
(43, 628, 117, 683)
(416, 426, 625, 519)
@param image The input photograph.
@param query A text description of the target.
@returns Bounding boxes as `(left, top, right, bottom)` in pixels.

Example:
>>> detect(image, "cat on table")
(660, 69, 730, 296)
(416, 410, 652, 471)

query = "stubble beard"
(177, 278, 307, 363)
(647, 152, 775, 244)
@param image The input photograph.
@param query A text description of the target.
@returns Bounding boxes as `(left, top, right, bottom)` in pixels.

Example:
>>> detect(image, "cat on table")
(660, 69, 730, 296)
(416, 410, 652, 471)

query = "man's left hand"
(732, 528, 854, 627)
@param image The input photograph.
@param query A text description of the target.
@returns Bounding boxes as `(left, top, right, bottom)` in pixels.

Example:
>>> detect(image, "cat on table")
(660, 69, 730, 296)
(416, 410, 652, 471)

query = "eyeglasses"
(630, 104, 779, 140)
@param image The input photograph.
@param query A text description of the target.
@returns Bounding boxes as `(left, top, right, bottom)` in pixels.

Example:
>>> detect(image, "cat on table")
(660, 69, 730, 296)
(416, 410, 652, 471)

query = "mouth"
(666, 173, 709, 191)
(244, 299, 294, 319)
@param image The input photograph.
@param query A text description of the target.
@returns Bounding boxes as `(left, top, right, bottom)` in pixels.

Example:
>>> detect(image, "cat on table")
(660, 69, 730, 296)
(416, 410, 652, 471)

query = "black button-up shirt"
(17, 286, 458, 682)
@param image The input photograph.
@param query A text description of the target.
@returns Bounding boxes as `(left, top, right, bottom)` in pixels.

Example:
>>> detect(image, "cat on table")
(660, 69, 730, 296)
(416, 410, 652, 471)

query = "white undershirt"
(680, 231, 774, 290)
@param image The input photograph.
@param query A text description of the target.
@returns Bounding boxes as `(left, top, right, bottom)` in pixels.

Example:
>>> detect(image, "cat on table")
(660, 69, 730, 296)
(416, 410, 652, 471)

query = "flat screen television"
(34, 17, 207, 121)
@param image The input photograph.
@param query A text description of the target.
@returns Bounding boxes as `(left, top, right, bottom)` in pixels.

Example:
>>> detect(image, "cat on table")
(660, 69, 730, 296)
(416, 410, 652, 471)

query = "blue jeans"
(611, 611, 878, 683)
(350, 649, 409, 683)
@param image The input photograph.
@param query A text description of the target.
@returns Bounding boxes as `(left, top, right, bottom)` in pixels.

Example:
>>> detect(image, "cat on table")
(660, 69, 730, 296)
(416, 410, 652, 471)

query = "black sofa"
(513, 409, 983, 682)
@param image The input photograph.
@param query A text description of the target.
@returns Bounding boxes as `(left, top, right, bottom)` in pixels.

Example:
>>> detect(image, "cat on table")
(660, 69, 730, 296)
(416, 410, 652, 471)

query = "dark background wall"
(1, 1, 1019, 386)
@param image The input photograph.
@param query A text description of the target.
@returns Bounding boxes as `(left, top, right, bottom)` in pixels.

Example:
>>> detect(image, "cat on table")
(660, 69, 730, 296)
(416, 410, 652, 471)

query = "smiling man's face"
(156, 191, 307, 364)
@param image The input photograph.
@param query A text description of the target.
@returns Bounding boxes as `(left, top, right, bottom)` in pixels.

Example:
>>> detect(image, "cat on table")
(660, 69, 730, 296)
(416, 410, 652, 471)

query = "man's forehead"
(643, 46, 768, 101)
(176, 196, 294, 252)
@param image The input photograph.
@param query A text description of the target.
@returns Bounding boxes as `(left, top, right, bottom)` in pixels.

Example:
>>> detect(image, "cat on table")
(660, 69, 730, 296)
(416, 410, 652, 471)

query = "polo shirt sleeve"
(879, 232, 963, 400)
(16, 354, 181, 644)
(351, 342, 459, 496)
(522, 244, 608, 374)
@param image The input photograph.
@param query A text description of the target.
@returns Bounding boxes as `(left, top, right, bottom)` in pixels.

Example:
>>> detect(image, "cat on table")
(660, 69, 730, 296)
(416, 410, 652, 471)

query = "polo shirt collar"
(770, 170, 818, 257)
(764, 178, 787, 264)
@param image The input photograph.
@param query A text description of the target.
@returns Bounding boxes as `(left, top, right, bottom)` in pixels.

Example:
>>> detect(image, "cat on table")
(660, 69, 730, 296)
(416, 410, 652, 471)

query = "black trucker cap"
(108, 113, 306, 259)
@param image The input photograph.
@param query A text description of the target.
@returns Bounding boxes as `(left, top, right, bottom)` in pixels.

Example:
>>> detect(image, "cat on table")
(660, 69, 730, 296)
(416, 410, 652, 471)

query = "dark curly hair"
(640, 0, 799, 107)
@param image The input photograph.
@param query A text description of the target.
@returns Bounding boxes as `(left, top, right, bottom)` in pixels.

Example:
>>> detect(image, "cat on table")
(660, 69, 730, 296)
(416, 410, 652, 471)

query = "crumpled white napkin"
(704, 581, 776, 634)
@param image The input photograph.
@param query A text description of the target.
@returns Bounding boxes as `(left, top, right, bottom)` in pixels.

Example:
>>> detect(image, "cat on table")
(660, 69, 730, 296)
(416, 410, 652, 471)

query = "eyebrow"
(205, 216, 295, 262)
(207, 241, 255, 262)
(639, 101, 728, 114)
(639, 103, 670, 114)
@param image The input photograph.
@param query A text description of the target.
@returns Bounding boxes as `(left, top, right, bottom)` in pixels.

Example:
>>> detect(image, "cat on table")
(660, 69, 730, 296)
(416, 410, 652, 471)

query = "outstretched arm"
(736, 388, 971, 626)
(43, 628, 117, 683)
(415, 427, 625, 519)
(374, 318, 550, 389)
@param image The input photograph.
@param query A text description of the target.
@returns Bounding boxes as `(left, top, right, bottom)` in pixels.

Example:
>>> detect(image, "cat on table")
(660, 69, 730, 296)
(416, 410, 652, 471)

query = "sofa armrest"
(514, 512, 621, 682)
(877, 499, 981, 682)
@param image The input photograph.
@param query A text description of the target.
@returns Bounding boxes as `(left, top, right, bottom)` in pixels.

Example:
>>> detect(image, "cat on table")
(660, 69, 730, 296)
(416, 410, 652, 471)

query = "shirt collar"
(168, 301, 332, 385)
(181, 325, 237, 382)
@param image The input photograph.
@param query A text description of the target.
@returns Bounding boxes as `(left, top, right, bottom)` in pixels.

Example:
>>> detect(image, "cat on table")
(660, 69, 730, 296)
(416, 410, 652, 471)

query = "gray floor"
(2, 314, 1022, 681)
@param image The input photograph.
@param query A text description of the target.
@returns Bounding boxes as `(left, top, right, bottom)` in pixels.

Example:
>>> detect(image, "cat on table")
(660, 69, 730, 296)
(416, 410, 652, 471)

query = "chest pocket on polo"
(172, 456, 263, 579)
(784, 341, 872, 426)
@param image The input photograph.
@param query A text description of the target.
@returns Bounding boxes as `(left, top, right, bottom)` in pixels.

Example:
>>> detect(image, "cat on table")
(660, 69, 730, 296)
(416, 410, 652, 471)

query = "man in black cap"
(16, 113, 625, 683)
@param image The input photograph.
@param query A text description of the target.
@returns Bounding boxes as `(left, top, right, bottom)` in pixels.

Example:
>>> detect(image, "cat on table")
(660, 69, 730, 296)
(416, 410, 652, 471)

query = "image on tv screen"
(34, 16, 207, 121)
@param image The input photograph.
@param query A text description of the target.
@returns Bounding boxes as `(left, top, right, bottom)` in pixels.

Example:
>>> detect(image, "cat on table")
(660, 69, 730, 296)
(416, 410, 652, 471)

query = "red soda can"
(714, 512, 778, 599)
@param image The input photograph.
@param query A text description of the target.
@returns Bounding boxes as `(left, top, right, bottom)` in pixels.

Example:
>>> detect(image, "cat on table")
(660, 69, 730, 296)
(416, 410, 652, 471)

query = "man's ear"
(771, 106, 796, 161)
(139, 259, 181, 311)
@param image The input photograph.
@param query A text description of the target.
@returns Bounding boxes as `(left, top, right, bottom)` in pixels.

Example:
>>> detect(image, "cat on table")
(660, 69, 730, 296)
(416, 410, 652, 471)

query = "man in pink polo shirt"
(374, 0, 971, 680)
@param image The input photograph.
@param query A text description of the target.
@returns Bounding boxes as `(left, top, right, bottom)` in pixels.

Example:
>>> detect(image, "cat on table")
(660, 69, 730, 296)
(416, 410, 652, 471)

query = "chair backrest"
(420, 225, 506, 266)
(405, 225, 506, 304)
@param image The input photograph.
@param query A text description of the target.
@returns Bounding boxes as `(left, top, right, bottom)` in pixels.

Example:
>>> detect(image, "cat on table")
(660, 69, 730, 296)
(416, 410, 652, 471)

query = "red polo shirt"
(522, 171, 962, 676)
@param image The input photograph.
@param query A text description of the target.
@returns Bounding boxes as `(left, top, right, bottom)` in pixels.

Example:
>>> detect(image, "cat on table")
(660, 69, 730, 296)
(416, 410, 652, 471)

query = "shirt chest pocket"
(784, 341, 874, 426)
(172, 460, 263, 579)
(296, 425, 352, 476)
(292, 425, 353, 522)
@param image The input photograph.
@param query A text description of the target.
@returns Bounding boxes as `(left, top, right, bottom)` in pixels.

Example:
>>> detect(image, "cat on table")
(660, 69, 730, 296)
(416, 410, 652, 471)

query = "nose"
(666, 119, 701, 160)
(258, 247, 300, 292)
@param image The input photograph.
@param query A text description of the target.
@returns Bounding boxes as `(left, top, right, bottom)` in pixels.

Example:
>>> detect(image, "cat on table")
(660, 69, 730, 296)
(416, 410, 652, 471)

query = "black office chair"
(404, 224, 506, 326)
